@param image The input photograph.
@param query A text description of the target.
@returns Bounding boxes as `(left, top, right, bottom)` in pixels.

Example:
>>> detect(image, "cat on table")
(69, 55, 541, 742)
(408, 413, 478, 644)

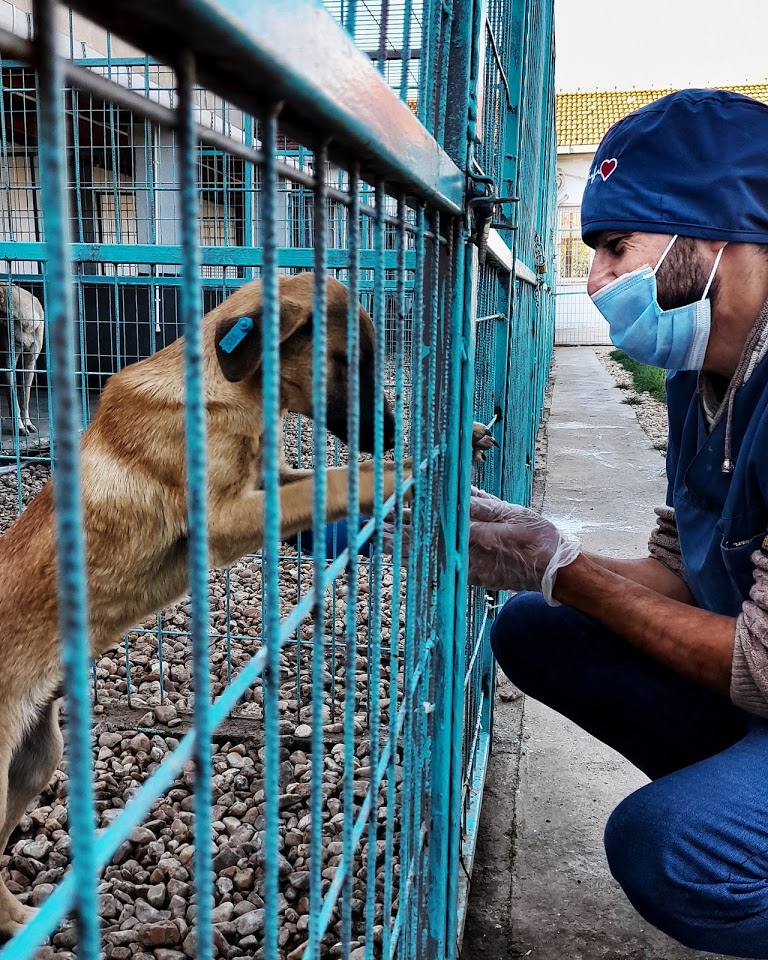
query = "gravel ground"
(0, 417, 412, 959)
(594, 347, 669, 449)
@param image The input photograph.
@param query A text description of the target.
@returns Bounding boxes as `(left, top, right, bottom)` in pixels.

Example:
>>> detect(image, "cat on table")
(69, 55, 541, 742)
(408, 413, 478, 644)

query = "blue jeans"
(490, 592, 768, 958)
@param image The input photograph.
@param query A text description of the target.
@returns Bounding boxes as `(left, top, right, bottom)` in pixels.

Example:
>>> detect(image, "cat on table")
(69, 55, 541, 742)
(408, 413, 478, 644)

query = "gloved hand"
(381, 487, 581, 605)
(463, 487, 581, 603)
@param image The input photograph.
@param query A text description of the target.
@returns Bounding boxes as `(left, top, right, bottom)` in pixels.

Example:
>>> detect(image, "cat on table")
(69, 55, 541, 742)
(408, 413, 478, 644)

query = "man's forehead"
(591, 230, 674, 249)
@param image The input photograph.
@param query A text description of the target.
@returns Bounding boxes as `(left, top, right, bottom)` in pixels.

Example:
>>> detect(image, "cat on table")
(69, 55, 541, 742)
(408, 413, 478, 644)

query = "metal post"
(33, 0, 99, 954)
(176, 49, 213, 960)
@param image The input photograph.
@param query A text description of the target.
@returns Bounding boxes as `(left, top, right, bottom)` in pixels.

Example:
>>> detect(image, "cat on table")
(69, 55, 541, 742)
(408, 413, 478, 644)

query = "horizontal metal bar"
(0, 241, 416, 269)
(515, 258, 538, 286)
(364, 47, 421, 61)
(64, 0, 464, 214)
(455, 728, 492, 953)
(485, 228, 514, 272)
(0, 31, 442, 232)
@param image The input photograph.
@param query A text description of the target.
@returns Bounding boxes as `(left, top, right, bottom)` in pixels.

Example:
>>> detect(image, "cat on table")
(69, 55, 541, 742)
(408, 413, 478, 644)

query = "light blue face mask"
(591, 235, 725, 371)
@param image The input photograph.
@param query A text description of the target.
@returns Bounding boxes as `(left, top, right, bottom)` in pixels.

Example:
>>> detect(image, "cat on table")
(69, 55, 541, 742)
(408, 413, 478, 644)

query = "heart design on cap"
(600, 158, 618, 181)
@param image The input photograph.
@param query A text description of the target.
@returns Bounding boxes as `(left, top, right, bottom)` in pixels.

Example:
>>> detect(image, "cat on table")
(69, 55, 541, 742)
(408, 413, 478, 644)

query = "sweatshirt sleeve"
(731, 549, 768, 719)
(647, 505, 685, 578)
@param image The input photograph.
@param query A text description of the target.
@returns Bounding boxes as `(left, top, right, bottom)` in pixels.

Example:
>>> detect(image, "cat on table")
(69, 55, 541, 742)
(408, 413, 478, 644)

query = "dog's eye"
(332, 350, 349, 367)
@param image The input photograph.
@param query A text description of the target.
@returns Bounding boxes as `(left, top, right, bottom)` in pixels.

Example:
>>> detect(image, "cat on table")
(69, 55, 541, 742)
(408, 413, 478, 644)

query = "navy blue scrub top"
(666, 355, 768, 618)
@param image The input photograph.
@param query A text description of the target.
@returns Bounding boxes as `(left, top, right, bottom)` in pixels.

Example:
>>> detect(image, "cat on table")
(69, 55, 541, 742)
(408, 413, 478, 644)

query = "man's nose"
(587, 254, 614, 297)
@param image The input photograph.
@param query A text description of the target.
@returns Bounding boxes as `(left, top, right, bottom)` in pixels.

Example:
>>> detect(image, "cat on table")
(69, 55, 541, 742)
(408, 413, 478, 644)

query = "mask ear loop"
(702, 245, 726, 301)
(651, 234, 679, 276)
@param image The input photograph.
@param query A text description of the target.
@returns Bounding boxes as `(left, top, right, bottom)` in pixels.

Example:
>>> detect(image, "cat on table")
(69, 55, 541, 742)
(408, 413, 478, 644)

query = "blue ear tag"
(218, 316, 254, 353)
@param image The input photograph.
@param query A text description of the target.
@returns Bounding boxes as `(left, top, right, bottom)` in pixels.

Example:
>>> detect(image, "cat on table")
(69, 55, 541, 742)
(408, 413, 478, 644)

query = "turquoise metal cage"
(0, 0, 556, 957)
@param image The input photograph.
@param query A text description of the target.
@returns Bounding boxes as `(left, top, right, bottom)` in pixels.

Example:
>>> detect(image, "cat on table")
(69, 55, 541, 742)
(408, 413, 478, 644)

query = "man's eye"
(605, 238, 623, 255)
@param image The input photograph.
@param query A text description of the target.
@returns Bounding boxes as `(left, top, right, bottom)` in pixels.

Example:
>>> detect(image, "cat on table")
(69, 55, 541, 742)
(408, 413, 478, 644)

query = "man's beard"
(655, 236, 720, 312)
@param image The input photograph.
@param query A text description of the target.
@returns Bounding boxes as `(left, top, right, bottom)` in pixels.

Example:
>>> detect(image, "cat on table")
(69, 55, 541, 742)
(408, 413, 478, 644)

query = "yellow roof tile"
(556, 84, 768, 146)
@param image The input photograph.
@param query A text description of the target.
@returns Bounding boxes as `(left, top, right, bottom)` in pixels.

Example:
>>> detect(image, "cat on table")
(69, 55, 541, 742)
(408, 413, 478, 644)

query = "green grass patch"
(609, 349, 667, 404)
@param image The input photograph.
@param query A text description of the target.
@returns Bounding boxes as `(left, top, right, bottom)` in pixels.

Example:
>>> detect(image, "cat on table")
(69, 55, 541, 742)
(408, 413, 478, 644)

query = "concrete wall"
(555, 149, 611, 346)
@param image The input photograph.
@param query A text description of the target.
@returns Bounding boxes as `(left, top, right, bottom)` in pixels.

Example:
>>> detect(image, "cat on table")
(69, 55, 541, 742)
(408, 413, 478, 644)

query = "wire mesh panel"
(0, 0, 556, 958)
(554, 215, 610, 345)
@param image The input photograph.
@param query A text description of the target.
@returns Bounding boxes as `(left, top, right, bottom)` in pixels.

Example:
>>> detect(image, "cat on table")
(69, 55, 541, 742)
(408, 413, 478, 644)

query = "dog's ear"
(215, 295, 311, 383)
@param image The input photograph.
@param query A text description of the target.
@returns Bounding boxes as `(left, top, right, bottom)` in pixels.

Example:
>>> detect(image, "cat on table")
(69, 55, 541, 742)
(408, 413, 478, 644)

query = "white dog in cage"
(0, 284, 45, 437)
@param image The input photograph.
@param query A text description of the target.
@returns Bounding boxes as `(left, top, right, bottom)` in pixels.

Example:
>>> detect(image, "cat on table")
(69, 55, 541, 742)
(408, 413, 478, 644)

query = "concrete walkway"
(463, 348, 730, 960)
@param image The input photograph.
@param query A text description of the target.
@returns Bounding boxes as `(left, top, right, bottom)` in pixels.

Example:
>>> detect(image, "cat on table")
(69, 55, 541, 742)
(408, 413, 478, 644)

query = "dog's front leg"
(278, 460, 398, 535)
(210, 461, 410, 567)
(279, 463, 315, 486)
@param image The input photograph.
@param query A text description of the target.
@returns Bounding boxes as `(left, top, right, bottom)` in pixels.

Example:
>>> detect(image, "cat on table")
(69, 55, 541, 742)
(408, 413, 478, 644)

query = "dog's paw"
(0, 901, 36, 939)
(22, 420, 36, 435)
(471, 422, 499, 462)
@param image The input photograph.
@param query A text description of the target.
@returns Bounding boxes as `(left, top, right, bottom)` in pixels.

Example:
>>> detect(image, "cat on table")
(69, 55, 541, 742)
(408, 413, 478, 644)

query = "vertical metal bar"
(412, 216, 441, 959)
(377, 0, 391, 76)
(381, 191, 407, 959)
(157, 612, 166, 703)
(176, 50, 213, 960)
(418, 0, 436, 132)
(397, 205, 424, 955)
(69, 87, 85, 242)
(426, 209, 460, 960)
(123, 633, 132, 706)
(435, 0, 455, 148)
(399, 0, 414, 103)
(145, 117, 158, 248)
(225, 566, 232, 685)
(33, 0, 99, 954)
(344, 0, 358, 37)
(340, 161, 361, 960)
(307, 139, 329, 959)
(364, 177, 386, 959)
(243, 114, 254, 280)
(445, 221, 477, 957)
(260, 104, 282, 960)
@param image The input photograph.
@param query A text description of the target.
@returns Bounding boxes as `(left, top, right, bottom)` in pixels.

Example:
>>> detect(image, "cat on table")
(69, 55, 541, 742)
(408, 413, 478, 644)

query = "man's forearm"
(584, 553, 696, 604)
(554, 554, 735, 695)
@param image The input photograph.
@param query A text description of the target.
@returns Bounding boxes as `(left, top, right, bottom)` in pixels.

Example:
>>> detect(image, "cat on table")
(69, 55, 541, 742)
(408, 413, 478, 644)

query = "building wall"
(555, 150, 611, 346)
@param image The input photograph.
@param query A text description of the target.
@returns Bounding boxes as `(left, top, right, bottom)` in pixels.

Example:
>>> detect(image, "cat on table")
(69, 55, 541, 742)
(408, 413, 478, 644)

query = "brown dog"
(0, 272, 404, 935)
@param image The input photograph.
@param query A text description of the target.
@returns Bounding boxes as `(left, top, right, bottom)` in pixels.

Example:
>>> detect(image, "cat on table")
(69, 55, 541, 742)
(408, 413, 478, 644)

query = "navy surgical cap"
(580, 89, 768, 248)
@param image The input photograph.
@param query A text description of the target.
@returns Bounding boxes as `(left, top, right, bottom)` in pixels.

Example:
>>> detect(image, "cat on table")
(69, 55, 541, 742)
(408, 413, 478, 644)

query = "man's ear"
(214, 294, 311, 383)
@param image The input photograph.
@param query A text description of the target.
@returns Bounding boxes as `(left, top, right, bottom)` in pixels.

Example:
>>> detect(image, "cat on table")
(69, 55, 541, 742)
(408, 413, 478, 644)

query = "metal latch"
(467, 156, 518, 266)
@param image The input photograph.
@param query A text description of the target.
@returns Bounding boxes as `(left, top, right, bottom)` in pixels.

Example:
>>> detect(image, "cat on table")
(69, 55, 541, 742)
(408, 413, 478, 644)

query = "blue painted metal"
(0, 1, 558, 957)
(177, 51, 215, 960)
(68, 0, 465, 215)
(364, 178, 387, 960)
(0, 242, 415, 273)
(32, 1, 99, 957)
(260, 105, 282, 960)
(340, 162, 361, 959)
(308, 141, 330, 960)
(381, 191, 407, 960)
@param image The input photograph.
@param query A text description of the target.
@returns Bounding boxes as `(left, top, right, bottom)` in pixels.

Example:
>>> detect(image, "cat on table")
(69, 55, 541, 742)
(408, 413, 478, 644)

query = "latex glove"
(381, 488, 580, 605)
(464, 487, 581, 603)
